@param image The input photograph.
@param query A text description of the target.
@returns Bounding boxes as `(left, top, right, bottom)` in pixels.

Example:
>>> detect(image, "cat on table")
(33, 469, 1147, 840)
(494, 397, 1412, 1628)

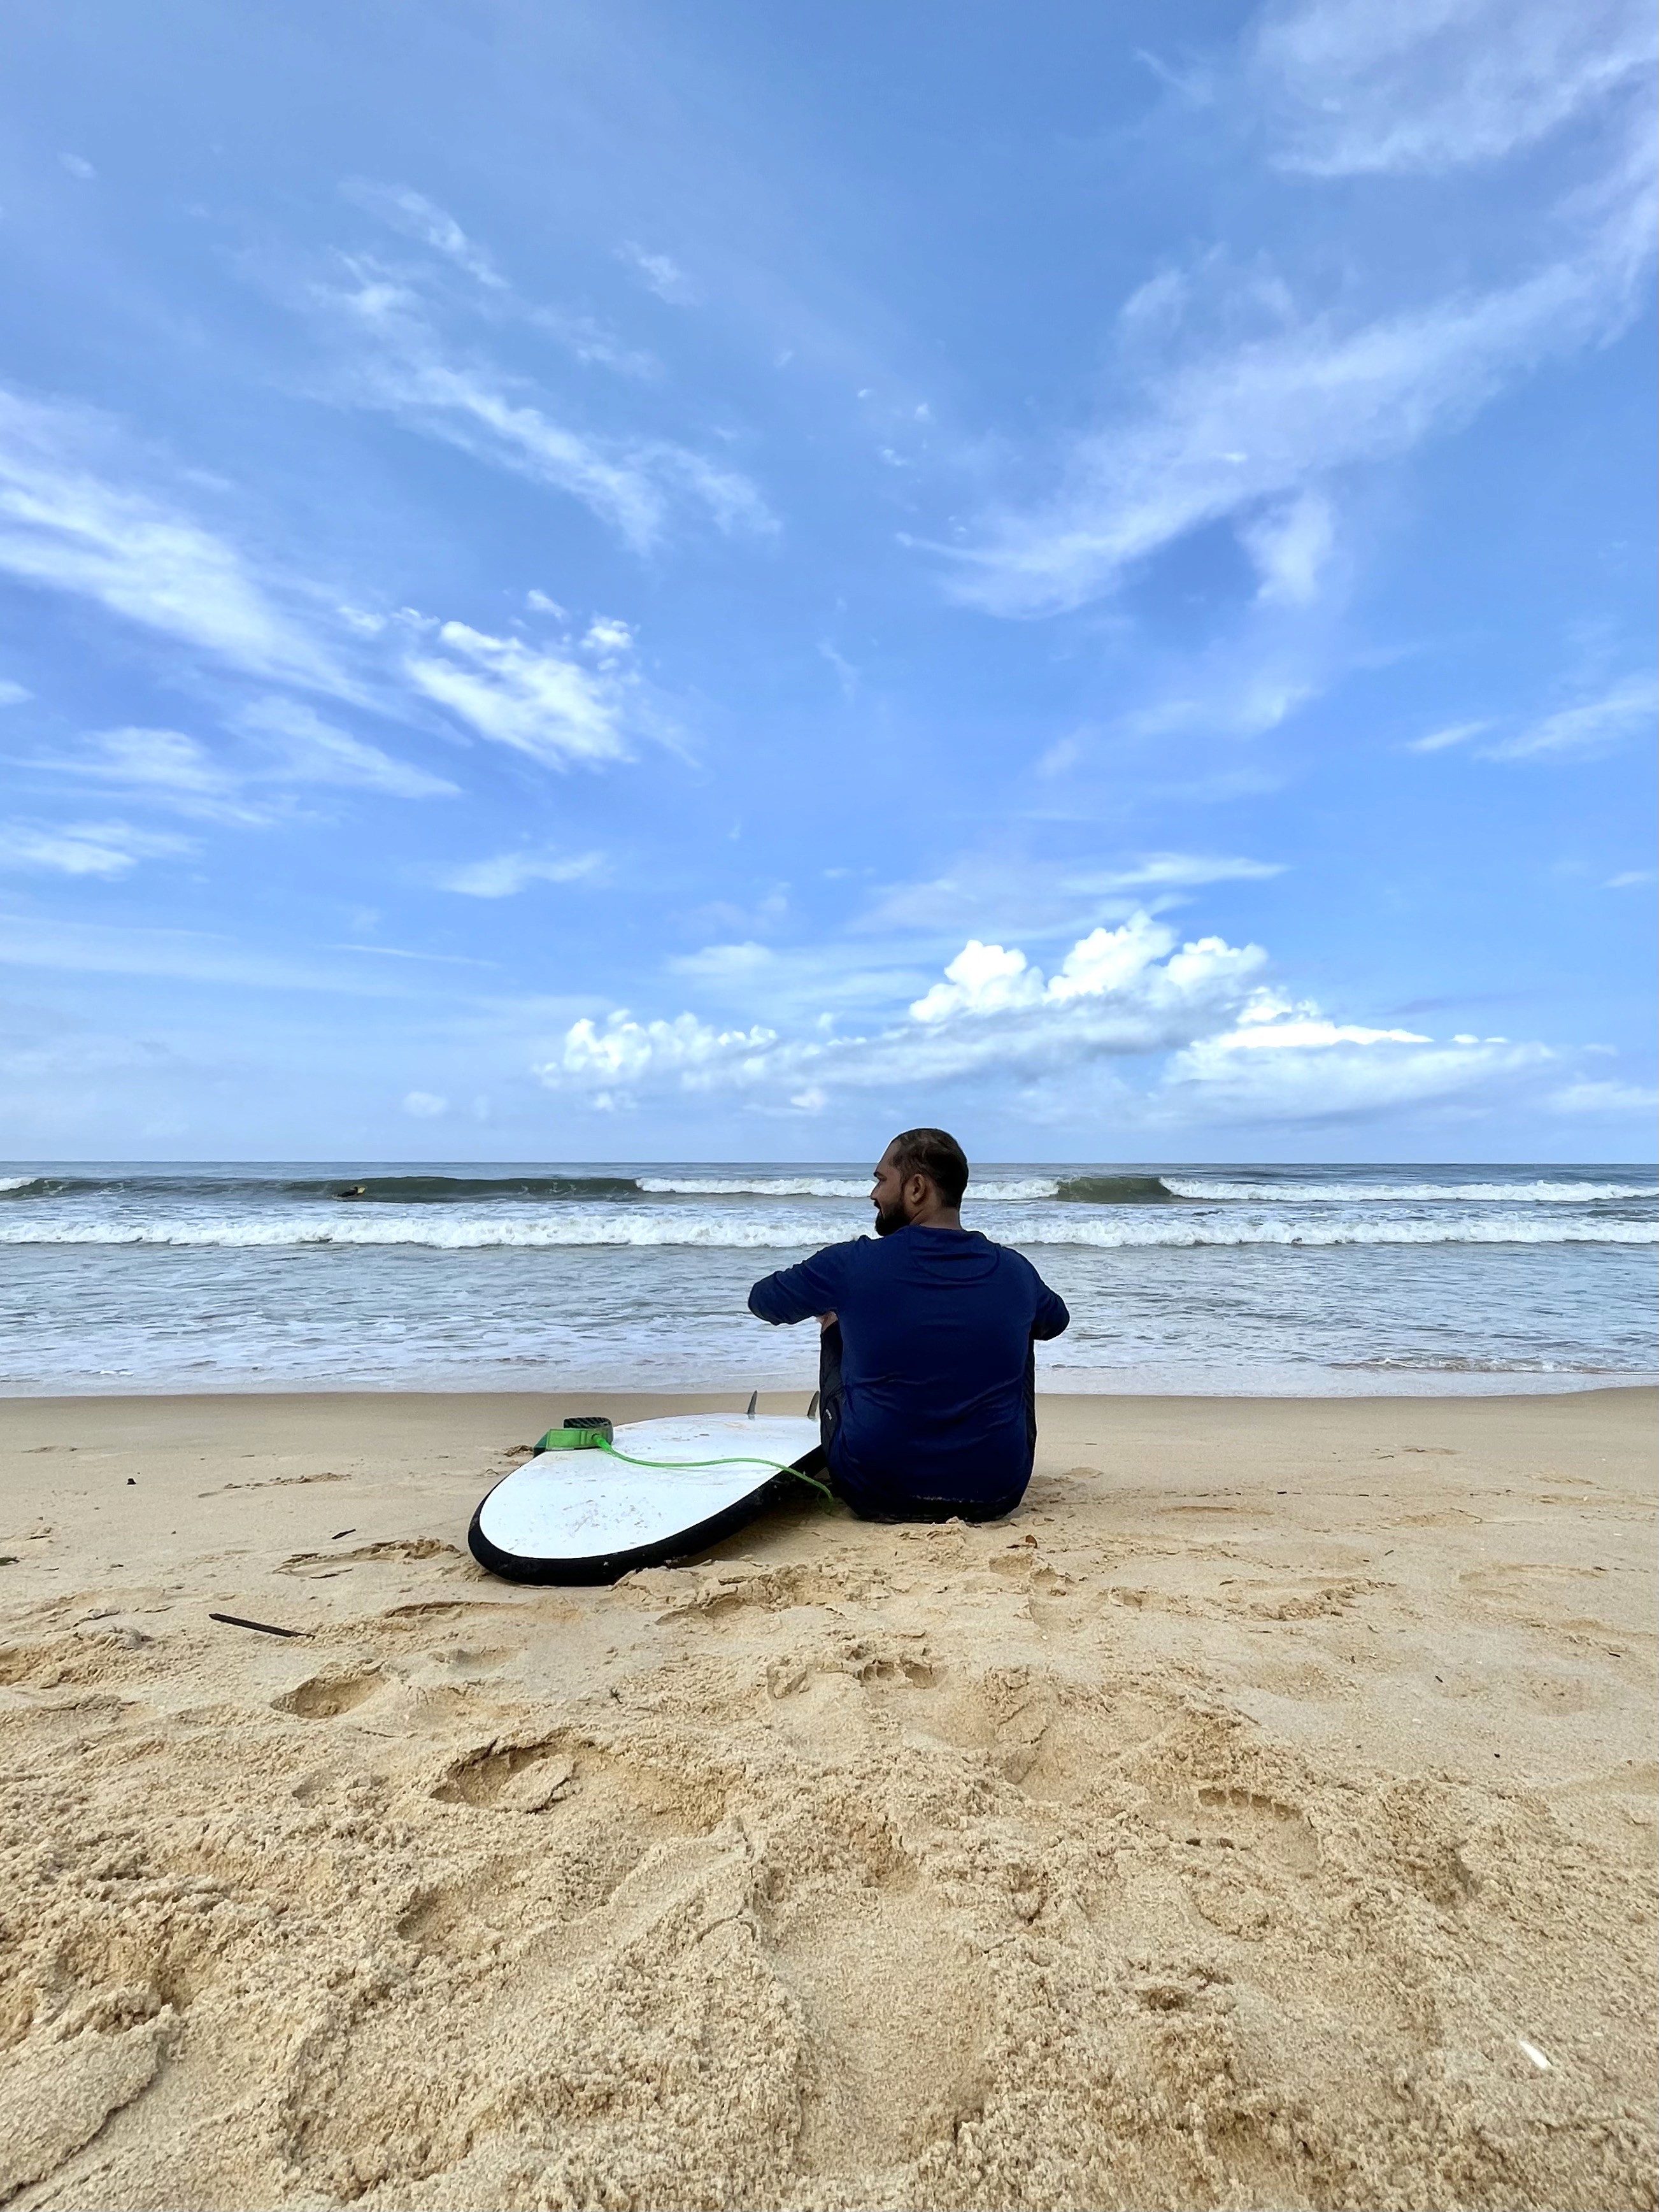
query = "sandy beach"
(1, 1386, 1653, 2212)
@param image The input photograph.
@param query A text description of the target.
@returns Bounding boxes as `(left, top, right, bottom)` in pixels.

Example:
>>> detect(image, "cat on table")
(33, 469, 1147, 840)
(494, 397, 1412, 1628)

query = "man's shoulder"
(957, 1227, 1029, 1264)
(969, 1236, 1051, 1295)
(806, 1234, 873, 1267)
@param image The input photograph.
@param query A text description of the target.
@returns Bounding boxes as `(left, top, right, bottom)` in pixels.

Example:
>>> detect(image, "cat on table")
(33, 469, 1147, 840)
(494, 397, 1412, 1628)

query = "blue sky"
(1, 0, 1653, 1163)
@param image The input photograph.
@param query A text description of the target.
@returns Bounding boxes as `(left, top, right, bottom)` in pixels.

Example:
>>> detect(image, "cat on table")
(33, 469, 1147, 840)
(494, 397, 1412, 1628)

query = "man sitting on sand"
(748, 1128, 1070, 1522)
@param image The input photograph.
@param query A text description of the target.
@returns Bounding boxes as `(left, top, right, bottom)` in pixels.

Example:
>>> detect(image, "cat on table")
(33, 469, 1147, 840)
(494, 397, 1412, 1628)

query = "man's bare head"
(871, 1127, 969, 1236)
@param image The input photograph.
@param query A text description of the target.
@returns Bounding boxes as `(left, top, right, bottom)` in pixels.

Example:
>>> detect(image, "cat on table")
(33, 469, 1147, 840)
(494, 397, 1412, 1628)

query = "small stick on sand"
(208, 1609, 313, 1639)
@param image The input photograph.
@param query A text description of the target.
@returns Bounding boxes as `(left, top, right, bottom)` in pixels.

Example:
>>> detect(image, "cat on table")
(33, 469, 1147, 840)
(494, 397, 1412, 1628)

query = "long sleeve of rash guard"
(748, 1243, 855, 1327)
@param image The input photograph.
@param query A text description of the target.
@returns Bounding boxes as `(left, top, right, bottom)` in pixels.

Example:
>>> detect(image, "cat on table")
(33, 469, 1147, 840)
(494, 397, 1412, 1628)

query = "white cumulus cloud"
(537, 912, 1273, 1105)
(532, 908, 1584, 1129)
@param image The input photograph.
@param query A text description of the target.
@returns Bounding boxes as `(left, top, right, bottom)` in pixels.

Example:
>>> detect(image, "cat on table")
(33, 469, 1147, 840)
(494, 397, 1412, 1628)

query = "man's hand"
(816, 1311, 838, 1332)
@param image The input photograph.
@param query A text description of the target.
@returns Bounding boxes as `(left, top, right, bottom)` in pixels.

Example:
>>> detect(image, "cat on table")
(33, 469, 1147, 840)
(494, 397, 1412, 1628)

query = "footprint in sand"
(430, 1737, 576, 1807)
(765, 1876, 990, 2174)
(273, 1669, 385, 1719)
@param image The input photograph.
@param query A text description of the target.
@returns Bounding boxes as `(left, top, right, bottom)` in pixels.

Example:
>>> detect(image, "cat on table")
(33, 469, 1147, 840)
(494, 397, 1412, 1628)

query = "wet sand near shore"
(1, 1388, 1654, 2211)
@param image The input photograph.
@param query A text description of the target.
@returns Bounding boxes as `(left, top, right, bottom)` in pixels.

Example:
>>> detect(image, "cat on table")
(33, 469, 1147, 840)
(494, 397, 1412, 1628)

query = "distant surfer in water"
(748, 1128, 1069, 1522)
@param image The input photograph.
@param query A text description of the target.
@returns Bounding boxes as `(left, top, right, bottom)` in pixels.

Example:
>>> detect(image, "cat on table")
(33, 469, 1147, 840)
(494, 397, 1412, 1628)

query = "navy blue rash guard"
(748, 1225, 1070, 1516)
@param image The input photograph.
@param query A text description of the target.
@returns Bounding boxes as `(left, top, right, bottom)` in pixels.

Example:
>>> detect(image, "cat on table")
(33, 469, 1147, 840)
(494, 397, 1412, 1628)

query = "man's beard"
(873, 1195, 911, 1237)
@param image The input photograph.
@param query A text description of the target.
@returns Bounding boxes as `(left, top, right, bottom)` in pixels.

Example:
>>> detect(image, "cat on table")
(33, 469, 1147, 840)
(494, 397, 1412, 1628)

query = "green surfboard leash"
(534, 1424, 834, 1503)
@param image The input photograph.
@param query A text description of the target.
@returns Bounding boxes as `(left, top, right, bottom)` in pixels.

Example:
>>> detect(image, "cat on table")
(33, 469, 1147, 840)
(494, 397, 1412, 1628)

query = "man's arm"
(1031, 1278, 1070, 1341)
(748, 1244, 852, 1327)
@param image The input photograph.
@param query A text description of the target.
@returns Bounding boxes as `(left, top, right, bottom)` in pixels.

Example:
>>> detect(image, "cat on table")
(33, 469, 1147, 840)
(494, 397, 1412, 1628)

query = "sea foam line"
(3, 1214, 1653, 1250)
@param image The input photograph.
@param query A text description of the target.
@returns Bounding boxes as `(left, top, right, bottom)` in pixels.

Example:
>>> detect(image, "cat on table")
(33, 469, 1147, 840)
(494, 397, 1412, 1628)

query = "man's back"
(748, 1224, 1069, 1516)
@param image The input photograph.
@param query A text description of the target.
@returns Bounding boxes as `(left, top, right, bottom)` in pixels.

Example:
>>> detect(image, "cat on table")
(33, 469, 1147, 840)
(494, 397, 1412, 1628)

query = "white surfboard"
(467, 1412, 825, 1584)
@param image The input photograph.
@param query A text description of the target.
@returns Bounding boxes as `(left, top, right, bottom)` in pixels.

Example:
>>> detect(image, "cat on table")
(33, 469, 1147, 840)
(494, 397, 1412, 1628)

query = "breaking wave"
(0, 1171, 644, 1205)
(4, 1166, 1651, 1215)
(1160, 1176, 1653, 1204)
(637, 1173, 1067, 1201)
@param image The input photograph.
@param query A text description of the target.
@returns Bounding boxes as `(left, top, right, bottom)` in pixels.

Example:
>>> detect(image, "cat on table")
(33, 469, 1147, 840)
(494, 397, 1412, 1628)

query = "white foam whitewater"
(2, 1160, 1652, 1395)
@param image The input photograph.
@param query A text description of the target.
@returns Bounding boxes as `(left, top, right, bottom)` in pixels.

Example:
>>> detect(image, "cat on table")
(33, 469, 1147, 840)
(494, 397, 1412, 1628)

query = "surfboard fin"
(745, 1390, 758, 1418)
(808, 1391, 820, 1420)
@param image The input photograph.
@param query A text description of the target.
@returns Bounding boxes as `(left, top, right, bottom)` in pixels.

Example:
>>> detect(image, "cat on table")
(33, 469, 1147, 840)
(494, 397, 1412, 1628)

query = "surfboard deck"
(467, 1412, 825, 1584)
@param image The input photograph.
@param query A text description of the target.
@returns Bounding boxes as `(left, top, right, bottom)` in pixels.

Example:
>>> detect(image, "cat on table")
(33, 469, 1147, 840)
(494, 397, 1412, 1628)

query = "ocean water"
(2, 1161, 1654, 1396)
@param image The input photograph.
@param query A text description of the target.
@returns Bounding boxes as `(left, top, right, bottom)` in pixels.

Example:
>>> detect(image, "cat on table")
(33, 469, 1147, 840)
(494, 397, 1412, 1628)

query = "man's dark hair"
(889, 1127, 969, 1208)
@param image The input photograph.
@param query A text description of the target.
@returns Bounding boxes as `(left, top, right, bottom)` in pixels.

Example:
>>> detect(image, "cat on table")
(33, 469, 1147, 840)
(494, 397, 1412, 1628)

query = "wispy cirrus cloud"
(18, 726, 259, 824)
(317, 262, 769, 550)
(439, 847, 606, 897)
(402, 616, 649, 768)
(0, 910, 445, 994)
(1251, 0, 1656, 176)
(845, 849, 1281, 955)
(1481, 675, 1658, 760)
(18, 704, 457, 822)
(0, 386, 346, 689)
(1549, 1076, 1658, 1113)
(345, 180, 658, 376)
(1236, 489, 1336, 606)
(1165, 1020, 1547, 1120)
(0, 364, 669, 797)
(1404, 677, 1657, 764)
(340, 180, 506, 288)
(0, 818, 190, 879)
(230, 696, 459, 796)
(937, 239, 1649, 618)
(617, 242, 700, 305)
(932, 4, 1654, 622)
(1406, 718, 1493, 755)
(1072, 852, 1286, 891)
